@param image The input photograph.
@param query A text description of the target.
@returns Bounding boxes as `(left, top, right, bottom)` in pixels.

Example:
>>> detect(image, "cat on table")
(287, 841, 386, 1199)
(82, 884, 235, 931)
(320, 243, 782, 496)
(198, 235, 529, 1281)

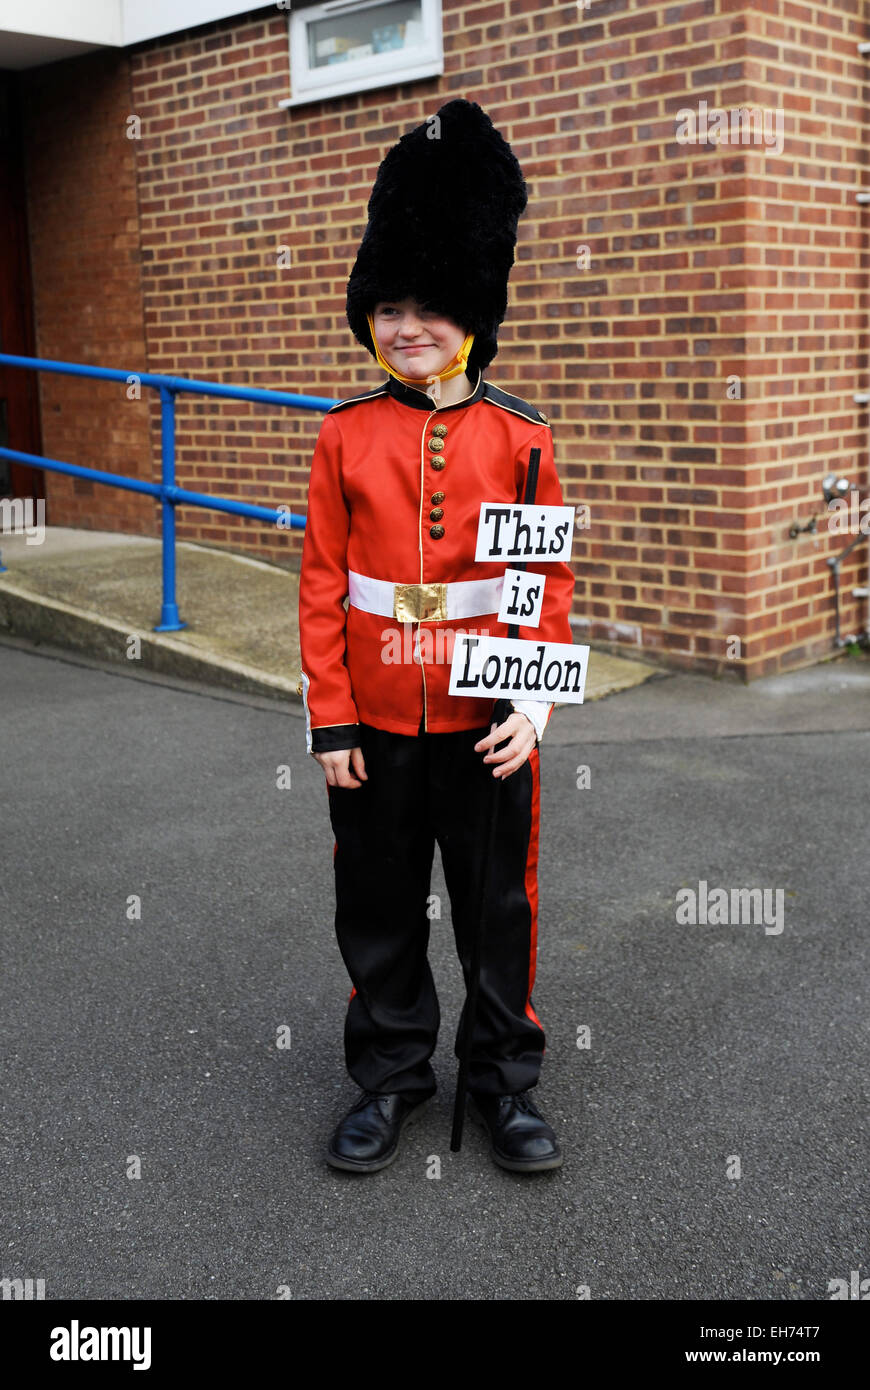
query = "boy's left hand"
(474, 711, 536, 780)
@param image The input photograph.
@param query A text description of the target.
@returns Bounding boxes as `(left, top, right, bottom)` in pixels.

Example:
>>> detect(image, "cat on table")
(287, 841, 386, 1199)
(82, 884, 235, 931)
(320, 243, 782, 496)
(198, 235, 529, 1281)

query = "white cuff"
(300, 672, 313, 755)
(511, 699, 552, 743)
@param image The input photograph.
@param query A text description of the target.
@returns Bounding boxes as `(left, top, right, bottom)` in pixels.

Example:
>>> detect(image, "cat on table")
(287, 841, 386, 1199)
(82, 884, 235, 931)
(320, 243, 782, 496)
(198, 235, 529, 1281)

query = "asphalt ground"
(1, 634, 868, 1303)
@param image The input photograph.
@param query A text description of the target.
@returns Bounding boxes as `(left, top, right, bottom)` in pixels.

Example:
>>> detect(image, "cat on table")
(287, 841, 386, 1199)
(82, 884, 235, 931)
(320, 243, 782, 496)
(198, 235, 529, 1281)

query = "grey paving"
(1, 634, 868, 1301)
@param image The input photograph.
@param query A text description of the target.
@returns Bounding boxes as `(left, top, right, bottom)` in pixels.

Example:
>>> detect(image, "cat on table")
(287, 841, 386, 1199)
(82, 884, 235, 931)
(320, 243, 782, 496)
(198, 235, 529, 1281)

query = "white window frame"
(279, 0, 443, 110)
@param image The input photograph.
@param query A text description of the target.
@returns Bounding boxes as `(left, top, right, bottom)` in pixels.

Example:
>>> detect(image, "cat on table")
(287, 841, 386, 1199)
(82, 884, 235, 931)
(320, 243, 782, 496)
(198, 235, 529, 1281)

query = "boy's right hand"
(314, 746, 368, 789)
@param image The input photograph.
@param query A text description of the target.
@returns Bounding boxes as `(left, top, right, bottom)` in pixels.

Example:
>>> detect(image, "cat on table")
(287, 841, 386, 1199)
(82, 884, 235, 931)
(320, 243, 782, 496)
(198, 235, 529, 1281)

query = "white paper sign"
(449, 635, 589, 705)
(475, 503, 574, 563)
(497, 568, 546, 628)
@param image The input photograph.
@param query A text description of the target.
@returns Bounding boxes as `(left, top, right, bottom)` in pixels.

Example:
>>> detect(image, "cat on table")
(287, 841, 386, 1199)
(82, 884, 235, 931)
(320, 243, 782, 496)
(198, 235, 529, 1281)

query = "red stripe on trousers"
(524, 747, 543, 1034)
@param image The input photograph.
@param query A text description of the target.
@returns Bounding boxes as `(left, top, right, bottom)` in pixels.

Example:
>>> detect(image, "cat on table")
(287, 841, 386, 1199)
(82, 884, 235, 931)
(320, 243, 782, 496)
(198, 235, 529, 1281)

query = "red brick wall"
(734, 0, 868, 675)
(22, 49, 155, 532)
(20, 1, 870, 677)
(601, 0, 868, 678)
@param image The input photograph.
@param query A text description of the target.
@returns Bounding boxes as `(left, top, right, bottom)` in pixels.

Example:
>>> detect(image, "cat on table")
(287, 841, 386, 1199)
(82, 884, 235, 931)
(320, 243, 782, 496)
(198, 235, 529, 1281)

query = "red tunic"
(298, 370, 576, 749)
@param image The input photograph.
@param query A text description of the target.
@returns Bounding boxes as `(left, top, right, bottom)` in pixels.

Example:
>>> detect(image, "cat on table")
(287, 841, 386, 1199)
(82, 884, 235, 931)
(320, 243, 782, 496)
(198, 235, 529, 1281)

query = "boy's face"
(372, 298, 467, 379)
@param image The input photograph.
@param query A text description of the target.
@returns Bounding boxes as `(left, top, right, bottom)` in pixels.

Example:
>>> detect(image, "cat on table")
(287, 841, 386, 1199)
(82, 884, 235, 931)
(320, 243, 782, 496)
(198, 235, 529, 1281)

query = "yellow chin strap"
(366, 312, 475, 388)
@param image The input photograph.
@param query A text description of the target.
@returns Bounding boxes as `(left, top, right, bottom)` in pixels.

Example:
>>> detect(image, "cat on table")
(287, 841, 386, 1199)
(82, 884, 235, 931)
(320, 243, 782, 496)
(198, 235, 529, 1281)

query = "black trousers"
(326, 712, 546, 1098)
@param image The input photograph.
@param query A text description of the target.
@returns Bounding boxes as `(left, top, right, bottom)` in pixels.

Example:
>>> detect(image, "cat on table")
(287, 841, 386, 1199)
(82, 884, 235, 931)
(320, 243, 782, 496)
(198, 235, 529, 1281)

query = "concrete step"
(0, 526, 660, 704)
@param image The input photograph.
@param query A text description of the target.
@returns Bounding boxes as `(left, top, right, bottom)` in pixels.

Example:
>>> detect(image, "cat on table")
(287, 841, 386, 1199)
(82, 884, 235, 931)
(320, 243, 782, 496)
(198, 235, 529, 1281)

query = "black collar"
(386, 369, 485, 412)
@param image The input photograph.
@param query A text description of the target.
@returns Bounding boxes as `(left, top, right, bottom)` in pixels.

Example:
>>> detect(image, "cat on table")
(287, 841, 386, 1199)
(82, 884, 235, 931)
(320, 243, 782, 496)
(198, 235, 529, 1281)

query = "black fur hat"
(346, 99, 528, 374)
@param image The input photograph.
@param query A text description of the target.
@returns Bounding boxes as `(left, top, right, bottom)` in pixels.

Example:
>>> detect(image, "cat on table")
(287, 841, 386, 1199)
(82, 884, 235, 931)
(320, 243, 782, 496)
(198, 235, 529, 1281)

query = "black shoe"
(468, 1090, 563, 1172)
(326, 1089, 434, 1173)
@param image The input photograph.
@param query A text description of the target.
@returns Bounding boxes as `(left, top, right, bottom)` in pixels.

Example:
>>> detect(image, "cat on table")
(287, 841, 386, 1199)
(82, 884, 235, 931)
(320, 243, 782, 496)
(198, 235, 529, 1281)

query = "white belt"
(348, 569, 503, 623)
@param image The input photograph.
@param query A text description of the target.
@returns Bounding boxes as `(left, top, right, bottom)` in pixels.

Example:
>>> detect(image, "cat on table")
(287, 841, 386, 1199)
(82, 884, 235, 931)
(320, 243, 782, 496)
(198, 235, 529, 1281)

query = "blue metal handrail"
(0, 353, 331, 631)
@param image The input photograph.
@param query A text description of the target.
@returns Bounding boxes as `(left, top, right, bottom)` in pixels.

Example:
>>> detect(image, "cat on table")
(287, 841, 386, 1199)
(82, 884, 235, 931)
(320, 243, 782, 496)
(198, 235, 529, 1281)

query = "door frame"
(0, 68, 43, 502)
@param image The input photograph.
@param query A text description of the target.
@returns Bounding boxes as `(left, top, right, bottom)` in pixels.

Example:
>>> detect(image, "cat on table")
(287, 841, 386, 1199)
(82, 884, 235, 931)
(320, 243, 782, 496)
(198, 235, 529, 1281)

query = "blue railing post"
(0, 352, 327, 630)
(154, 385, 186, 633)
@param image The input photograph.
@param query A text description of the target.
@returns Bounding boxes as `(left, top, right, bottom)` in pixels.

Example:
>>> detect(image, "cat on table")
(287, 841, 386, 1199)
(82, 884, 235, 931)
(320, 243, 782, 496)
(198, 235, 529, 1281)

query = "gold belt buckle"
(393, 582, 447, 623)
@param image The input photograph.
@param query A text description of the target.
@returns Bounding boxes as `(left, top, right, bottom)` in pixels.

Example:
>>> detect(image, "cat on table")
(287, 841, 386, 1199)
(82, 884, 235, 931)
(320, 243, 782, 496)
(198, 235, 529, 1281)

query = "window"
(280, 0, 443, 109)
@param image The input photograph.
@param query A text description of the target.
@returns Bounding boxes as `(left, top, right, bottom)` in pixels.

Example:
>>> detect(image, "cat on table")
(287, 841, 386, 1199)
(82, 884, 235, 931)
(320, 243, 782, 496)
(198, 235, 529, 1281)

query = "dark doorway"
(0, 69, 42, 501)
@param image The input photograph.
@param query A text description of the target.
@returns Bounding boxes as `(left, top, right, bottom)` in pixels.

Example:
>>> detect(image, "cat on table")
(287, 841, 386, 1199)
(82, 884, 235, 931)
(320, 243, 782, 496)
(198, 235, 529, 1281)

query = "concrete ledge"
(0, 574, 662, 706)
(0, 580, 299, 703)
(0, 526, 662, 706)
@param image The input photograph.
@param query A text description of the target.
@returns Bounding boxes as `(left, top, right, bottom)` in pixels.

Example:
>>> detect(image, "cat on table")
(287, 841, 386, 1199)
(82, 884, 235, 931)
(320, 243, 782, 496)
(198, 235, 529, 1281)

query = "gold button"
(295, 678, 304, 696)
(429, 524, 445, 539)
(431, 458, 445, 471)
(427, 437, 444, 452)
(429, 507, 444, 521)
(430, 491, 445, 503)
(432, 423, 448, 437)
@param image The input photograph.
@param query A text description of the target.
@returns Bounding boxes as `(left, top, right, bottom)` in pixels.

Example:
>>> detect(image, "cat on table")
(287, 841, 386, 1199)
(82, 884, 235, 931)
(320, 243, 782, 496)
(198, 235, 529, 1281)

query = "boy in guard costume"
(298, 100, 575, 1172)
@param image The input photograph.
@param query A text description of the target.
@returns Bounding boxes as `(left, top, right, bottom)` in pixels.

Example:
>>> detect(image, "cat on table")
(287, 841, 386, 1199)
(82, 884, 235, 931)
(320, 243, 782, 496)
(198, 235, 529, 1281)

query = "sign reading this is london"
(451, 500, 589, 704)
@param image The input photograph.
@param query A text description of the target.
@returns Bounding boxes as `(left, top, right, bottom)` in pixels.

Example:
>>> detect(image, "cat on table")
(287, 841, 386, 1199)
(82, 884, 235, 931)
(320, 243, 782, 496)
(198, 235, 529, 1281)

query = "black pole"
(450, 446, 542, 1151)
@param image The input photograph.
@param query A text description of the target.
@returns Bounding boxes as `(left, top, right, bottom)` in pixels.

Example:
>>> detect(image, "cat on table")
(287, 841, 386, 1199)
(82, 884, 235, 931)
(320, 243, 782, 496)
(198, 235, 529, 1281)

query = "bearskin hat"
(345, 99, 528, 374)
